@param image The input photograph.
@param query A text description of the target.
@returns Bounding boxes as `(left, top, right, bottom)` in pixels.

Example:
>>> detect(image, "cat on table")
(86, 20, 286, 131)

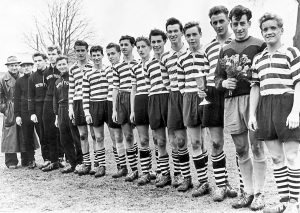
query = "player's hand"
(248, 115, 258, 131)
(16, 117, 22, 126)
(85, 115, 93, 124)
(54, 117, 59, 128)
(30, 114, 38, 123)
(112, 110, 118, 123)
(197, 88, 207, 98)
(222, 78, 237, 90)
(130, 112, 135, 123)
(68, 108, 74, 121)
(286, 110, 300, 129)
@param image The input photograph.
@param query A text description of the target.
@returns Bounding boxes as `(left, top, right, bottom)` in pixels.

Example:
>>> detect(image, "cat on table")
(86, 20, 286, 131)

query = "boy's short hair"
(229, 5, 252, 21)
(259, 13, 283, 30)
(32, 52, 48, 60)
(47, 45, 62, 54)
(119, 35, 135, 46)
(149, 29, 167, 42)
(183, 22, 202, 34)
(208, 5, 229, 18)
(135, 36, 151, 47)
(74, 40, 89, 50)
(56, 55, 68, 63)
(165, 17, 183, 32)
(106, 43, 121, 52)
(90, 45, 104, 55)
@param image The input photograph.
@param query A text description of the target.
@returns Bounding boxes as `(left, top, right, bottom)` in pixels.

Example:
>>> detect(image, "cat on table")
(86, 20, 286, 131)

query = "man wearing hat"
(14, 60, 38, 168)
(0, 56, 24, 168)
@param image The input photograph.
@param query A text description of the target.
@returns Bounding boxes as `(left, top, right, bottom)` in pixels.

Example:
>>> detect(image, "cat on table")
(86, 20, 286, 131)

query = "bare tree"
(24, 0, 94, 56)
(294, 0, 300, 50)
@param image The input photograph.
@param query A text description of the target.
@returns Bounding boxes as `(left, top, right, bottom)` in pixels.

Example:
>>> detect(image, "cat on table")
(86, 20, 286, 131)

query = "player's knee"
(271, 154, 284, 165)
(191, 140, 201, 150)
(236, 147, 248, 159)
(157, 138, 166, 147)
(140, 138, 149, 148)
(152, 137, 158, 146)
(79, 132, 88, 141)
(212, 140, 222, 151)
(124, 134, 133, 143)
(286, 151, 298, 166)
(95, 135, 104, 143)
(177, 138, 186, 149)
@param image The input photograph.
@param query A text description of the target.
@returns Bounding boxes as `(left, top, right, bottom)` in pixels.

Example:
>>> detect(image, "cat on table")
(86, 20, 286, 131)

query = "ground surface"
(0, 114, 280, 213)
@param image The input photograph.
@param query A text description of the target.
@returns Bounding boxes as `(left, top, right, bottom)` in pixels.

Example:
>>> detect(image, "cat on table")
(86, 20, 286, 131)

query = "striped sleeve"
(251, 53, 260, 87)
(131, 64, 137, 86)
(112, 65, 120, 89)
(160, 59, 171, 90)
(68, 66, 75, 105)
(177, 57, 185, 94)
(82, 71, 91, 116)
(287, 47, 300, 86)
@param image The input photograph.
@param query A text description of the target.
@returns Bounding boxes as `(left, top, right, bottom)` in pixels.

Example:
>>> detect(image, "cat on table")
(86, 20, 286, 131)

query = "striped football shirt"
(113, 59, 138, 92)
(82, 67, 109, 115)
(131, 60, 150, 95)
(160, 44, 188, 91)
(104, 65, 114, 101)
(252, 45, 300, 96)
(68, 60, 93, 105)
(177, 49, 210, 93)
(144, 57, 169, 96)
(204, 37, 232, 86)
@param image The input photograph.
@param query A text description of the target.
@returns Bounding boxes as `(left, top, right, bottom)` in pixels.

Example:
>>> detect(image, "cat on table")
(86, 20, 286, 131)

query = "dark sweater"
(14, 74, 30, 117)
(215, 36, 266, 98)
(53, 72, 69, 115)
(44, 65, 60, 101)
(28, 69, 47, 115)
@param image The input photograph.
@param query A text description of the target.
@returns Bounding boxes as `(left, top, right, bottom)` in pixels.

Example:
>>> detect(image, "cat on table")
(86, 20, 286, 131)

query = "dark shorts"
(167, 91, 185, 130)
(73, 100, 87, 126)
(201, 86, 224, 128)
(183, 92, 202, 128)
(257, 94, 300, 142)
(134, 94, 149, 126)
(148, 93, 169, 130)
(116, 91, 131, 125)
(90, 101, 108, 127)
(107, 101, 121, 129)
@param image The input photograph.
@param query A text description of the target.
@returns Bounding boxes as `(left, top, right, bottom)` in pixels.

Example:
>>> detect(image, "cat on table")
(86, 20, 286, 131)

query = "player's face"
(74, 45, 88, 61)
(56, 59, 68, 74)
(48, 49, 59, 64)
(185, 26, 201, 50)
(261, 19, 283, 46)
(210, 13, 229, 36)
(91, 51, 103, 65)
(106, 47, 120, 65)
(150, 35, 165, 55)
(7, 63, 20, 74)
(120, 39, 133, 56)
(231, 14, 251, 41)
(136, 41, 151, 60)
(167, 24, 183, 44)
(33, 56, 47, 70)
(21, 64, 33, 75)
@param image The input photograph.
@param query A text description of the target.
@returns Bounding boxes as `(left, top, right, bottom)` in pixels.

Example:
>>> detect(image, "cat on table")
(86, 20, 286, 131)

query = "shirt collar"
(261, 44, 286, 56)
(169, 42, 188, 56)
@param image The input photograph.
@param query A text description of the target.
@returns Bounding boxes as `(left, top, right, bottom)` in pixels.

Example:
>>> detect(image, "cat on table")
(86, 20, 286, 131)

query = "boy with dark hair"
(215, 5, 267, 210)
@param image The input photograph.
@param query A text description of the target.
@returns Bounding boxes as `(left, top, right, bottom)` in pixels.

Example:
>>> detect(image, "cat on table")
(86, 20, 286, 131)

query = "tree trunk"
(293, 1, 300, 49)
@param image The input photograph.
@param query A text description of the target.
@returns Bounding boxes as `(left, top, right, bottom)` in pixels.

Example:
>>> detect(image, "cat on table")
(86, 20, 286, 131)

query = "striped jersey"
(204, 36, 232, 86)
(144, 57, 169, 96)
(252, 45, 300, 96)
(82, 67, 109, 115)
(160, 44, 188, 91)
(113, 59, 138, 92)
(68, 60, 93, 104)
(177, 49, 210, 93)
(131, 60, 150, 95)
(104, 65, 114, 101)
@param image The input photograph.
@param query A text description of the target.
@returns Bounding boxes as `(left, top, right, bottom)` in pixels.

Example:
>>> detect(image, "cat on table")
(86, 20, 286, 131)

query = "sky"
(0, 0, 298, 71)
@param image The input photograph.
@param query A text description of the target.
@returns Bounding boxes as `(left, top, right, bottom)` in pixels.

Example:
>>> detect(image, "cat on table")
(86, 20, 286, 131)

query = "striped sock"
(126, 146, 138, 171)
(82, 152, 91, 166)
(155, 146, 160, 174)
(148, 148, 152, 170)
(159, 154, 170, 175)
(118, 154, 127, 168)
(140, 148, 150, 174)
(112, 147, 120, 167)
(172, 150, 181, 176)
(96, 148, 106, 167)
(178, 148, 191, 178)
(193, 151, 208, 184)
(93, 150, 98, 166)
(274, 166, 289, 202)
(133, 142, 138, 155)
(288, 167, 300, 201)
(212, 151, 227, 187)
(236, 154, 244, 190)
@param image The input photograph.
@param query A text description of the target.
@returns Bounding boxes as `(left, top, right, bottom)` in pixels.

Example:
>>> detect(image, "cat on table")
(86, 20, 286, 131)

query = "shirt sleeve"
(112, 65, 120, 89)
(82, 72, 91, 116)
(288, 47, 300, 86)
(160, 58, 171, 90)
(28, 75, 36, 115)
(177, 58, 185, 94)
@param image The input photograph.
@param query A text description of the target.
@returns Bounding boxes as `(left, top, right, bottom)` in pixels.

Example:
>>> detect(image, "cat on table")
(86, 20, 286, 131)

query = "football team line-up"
(1, 4, 300, 213)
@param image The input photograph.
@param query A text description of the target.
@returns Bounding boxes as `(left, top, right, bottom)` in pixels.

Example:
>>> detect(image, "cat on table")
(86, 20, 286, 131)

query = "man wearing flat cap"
(0, 56, 24, 168)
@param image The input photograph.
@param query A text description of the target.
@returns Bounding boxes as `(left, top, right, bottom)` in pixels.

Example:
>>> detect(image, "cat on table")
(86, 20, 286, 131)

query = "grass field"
(0, 114, 281, 213)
